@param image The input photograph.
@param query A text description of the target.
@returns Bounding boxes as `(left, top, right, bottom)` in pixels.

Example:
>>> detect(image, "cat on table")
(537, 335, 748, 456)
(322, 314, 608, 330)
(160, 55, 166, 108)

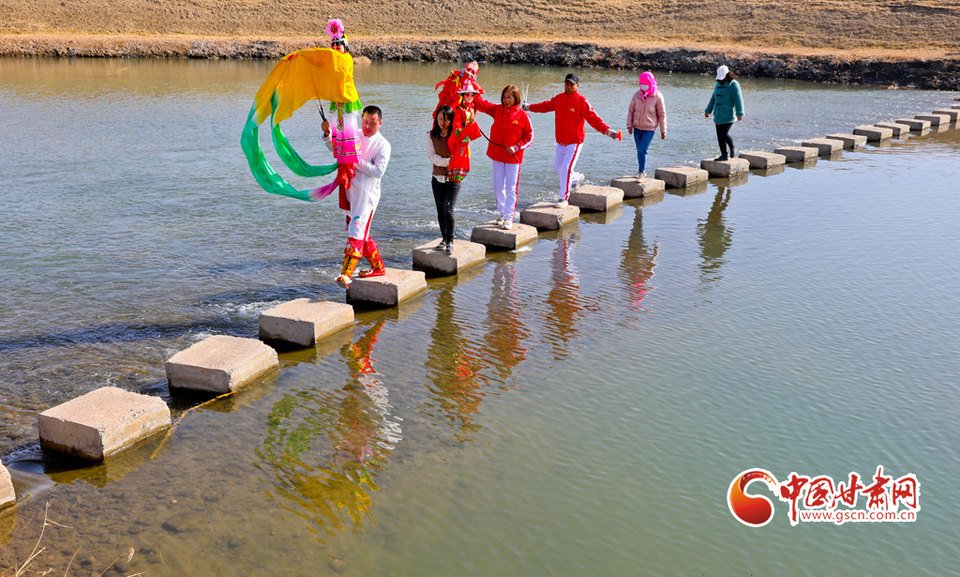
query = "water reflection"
(619, 208, 659, 314)
(481, 261, 531, 382)
(425, 286, 487, 439)
(697, 188, 734, 287)
(256, 318, 401, 542)
(544, 233, 585, 360)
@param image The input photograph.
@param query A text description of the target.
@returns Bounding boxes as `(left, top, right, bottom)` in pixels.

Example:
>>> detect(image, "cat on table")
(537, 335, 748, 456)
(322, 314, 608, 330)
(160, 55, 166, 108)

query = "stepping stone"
(259, 299, 354, 348)
(610, 176, 666, 198)
(700, 158, 749, 177)
(894, 118, 931, 131)
(719, 172, 750, 187)
(412, 239, 485, 276)
(914, 114, 949, 127)
(166, 335, 278, 394)
(754, 165, 786, 177)
(801, 138, 843, 156)
(852, 125, 893, 141)
(738, 151, 786, 168)
(346, 268, 427, 308)
(654, 166, 709, 188)
(38, 387, 171, 461)
(471, 221, 538, 250)
(520, 201, 579, 230)
(787, 158, 818, 170)
(933, 109, 960, 122)
(825, 133, 867, 149)
(569, 185, 624, 212)
(774, 146, 819, 163)
(874, 122, 912, 138)
(952, 104, 960, 110)
(0, 464, 13, 508)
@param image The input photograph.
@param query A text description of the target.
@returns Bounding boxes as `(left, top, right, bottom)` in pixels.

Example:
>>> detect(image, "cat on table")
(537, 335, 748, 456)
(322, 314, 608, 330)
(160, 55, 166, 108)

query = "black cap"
(564, 73, 579, 84)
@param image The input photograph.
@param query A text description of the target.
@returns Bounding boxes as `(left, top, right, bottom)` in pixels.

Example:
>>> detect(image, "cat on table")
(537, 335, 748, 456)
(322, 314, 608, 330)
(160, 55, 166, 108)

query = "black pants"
(716, 122, 735, 156)
(432, 177, 461, 243)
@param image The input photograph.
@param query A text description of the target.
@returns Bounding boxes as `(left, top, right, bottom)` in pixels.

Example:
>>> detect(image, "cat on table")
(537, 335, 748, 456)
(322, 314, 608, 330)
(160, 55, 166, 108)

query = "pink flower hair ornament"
(326, 18, 350, 51)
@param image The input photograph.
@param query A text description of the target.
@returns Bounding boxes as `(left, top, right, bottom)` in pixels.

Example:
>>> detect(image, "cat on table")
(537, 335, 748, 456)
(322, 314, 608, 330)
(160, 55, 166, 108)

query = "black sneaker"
(445, 240, 455, 254)
(436, 240, 447, 251)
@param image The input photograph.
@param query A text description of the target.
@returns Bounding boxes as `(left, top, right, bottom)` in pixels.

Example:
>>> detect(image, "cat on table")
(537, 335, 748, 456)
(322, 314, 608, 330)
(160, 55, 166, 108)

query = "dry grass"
(0, 504, 140, 577)
(0, 0, 958, 56)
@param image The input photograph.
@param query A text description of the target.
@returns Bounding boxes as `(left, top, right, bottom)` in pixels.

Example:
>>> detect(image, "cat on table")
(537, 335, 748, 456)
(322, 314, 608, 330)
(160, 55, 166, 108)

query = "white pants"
(492, 160, 521, 220)
(554, 143, 583, 201)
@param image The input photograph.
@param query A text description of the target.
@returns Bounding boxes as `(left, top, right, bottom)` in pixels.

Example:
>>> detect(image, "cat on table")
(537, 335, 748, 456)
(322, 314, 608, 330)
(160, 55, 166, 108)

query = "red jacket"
(474, 96, 534, 164)
(529, 90, 610, 145)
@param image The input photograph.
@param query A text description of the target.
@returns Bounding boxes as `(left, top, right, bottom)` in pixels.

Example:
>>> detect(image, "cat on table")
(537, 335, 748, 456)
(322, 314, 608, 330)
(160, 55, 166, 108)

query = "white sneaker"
(556, 200, 569, 208)
(502, 220, 513, 230)
(635, 171, 646, 181)
(572, 172, 585, 191)
(495, 215, 505, 226)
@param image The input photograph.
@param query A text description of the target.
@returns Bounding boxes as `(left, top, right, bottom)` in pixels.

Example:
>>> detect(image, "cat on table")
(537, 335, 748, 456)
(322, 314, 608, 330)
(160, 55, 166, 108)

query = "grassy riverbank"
(2, 0, 959, 57)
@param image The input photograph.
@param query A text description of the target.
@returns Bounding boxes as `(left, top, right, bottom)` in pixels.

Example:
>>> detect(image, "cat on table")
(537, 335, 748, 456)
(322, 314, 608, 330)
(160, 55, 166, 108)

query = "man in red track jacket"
(525, 73, 620, 207)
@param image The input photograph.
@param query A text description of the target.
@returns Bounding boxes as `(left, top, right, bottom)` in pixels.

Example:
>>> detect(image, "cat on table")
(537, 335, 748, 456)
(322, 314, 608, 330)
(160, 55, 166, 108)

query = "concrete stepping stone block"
(610, 176, 666, 198)
(933, 109, 960, 122)
(166, 335, 278, 394)
(874, 122, 912, 138)
(38, 387, 171, 461)
(894, 118, 931, 131)
(569, 185, 623, 212)
(637, 191, 665, 206)
(914, 114, 949, 127)
(520, 201, 579, 230)
(470, 221, 538, 250)
(413, 239, 486, 276)
(825, 133, 867, 149)
(0, 464, 14, 508)
(654, 166, 709, 188)
(952, 104, 960, 110)
(259, 299, 354, 348)
(738, 151, 786, 168)
(802, 138, 843, 156)
(852, 125, 893, 141)
(774, 146, 819, 163)
(346, 268, 427, 308)
(700, 158, 750, 177)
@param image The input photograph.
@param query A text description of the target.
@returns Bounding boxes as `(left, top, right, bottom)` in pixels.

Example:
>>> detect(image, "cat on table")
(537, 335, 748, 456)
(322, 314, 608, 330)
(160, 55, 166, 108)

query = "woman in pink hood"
(626, 71, 667, 181)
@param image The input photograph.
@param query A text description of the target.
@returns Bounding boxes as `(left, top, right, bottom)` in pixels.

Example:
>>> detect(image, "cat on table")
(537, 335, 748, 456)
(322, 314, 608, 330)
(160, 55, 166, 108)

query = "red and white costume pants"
(553, 143, 583, 202)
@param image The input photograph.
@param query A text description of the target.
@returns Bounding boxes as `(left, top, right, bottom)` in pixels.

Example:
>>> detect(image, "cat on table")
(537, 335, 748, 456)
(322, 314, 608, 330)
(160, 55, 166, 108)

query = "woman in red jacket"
(475, 85, 534, 229)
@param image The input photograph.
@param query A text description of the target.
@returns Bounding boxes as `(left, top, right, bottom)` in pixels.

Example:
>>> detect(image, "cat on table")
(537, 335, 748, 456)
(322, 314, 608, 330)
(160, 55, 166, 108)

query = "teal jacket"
(704, 80, 744, 124)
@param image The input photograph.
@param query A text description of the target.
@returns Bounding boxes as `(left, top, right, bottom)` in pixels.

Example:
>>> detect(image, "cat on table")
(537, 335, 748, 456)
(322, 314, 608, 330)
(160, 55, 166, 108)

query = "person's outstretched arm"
(527, 95, 556, 113)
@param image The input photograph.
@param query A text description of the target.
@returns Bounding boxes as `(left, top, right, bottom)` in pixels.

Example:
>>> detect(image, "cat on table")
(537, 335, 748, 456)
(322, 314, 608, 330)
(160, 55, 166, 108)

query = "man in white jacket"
(323, 106, 392, 288)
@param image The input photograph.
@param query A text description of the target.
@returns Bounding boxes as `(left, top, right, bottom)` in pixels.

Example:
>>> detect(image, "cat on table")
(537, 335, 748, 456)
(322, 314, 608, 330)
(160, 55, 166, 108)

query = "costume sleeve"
(627, 92, 636, 127)
(357, 139, 391, 178)
(474, 95, 497, 117)
(323, 130, 333, 152)
(657, 92, 667, 134)
(732, 81, 745, 117)
(516, 113, 534, 151)
(528, 96, 556, 113)
(705, 86, 716, 115)
(426, 134, 450, 167)
(465, 122, 482, 142)
(582, 98, 610, 134)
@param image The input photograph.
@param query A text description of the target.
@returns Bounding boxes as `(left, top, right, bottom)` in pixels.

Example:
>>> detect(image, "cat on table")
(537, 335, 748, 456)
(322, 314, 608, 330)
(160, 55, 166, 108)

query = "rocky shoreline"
(3, 36, 959, 91)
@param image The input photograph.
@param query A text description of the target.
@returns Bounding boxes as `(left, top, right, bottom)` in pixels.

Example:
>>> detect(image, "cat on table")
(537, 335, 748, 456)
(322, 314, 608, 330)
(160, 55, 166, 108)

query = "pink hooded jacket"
(627, 71, 667, 135)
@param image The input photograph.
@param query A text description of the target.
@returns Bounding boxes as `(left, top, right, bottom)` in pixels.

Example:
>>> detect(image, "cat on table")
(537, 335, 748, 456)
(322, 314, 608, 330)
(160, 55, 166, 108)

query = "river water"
(0, 58, 958, 575)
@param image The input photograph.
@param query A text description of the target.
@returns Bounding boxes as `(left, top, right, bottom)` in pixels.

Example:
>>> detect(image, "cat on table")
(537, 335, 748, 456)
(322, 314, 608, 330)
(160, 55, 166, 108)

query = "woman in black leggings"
(704, 65, 745, 161)
(427, 105, 459, 253)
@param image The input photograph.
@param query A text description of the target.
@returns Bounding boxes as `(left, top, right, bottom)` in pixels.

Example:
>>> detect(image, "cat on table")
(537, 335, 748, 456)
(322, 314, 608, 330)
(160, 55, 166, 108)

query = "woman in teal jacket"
(704, 65, 744, 161)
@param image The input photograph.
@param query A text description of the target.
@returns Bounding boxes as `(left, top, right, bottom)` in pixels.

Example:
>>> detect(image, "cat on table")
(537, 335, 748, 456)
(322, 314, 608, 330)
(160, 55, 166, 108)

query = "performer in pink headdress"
(626, 71, 667, 181)
(320, 19, 392, 289)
